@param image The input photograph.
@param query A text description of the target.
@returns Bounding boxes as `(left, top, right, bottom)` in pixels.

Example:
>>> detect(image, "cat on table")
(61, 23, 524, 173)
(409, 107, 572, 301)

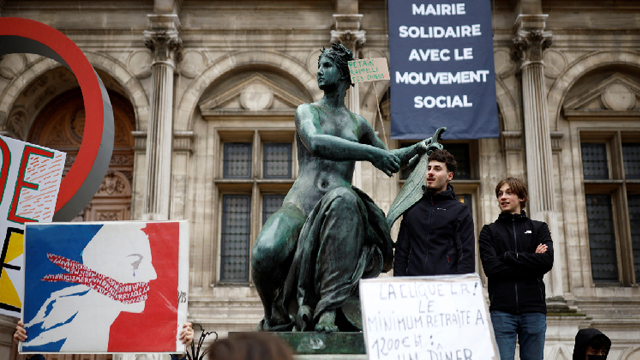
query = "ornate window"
(216, 130, 297, 283)
(581, 132, 640, 285)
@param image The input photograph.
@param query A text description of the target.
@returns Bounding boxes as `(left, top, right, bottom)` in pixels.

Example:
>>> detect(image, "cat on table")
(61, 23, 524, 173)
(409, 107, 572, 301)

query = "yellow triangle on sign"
(5, 232, 24, 264)
(0, 268, 22, 308)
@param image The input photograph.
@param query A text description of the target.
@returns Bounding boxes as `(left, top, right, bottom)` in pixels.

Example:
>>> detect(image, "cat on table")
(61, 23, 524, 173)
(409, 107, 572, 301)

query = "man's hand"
(14, 320, 27, 342)
(535, 244, 548, 254)
(179, 322, 194, 345)
(371, 149, 400, 177)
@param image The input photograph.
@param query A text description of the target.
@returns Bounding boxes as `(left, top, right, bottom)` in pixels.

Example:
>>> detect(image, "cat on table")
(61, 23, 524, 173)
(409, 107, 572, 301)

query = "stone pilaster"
(142, 15, 182, 220)
(512, 15, 565, 304)
(330, 14, 365, 116)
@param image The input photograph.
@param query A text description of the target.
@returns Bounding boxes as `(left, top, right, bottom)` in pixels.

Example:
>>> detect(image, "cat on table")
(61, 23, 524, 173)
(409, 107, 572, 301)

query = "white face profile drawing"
(82, 223, 158, 312)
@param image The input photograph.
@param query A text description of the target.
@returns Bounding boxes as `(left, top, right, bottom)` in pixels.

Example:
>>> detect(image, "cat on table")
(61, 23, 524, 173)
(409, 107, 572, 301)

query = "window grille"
(586, 194, 619, 282)
(221, 195, 251, 282)
(263, 143, 292, 178)
(581, 143, 608, 180)
(223, 143, 252, 178)
(622, 143, 640, 179)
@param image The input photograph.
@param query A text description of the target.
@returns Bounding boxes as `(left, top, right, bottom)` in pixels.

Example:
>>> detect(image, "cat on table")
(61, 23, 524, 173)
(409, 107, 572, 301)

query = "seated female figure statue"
(251, 43, 432, 332)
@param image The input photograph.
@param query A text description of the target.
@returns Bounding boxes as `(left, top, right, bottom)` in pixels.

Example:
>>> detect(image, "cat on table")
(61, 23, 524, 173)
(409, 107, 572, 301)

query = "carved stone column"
(142, 15, 182, 220)
(512, 15, 565, 303)
(331, 14, 366, 116)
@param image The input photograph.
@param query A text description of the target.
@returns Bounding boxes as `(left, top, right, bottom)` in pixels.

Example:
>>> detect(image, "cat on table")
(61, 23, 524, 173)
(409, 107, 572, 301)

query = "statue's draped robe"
(270, 186, 393, 331)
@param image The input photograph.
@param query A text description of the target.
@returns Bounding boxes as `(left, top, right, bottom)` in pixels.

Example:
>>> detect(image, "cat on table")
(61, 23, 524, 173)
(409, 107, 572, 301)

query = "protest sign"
(388, 1, 499, 140)
(360, 273, 499, 360)
(21, 221, 189, 354)
(0, 135, 66, 318)
(349, 58, 391, 83)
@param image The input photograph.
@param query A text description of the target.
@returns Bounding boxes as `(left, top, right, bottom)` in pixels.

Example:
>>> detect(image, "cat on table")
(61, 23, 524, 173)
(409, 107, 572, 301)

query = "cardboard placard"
(349, 58, 391, 83)
(0, 135, 66, 318)
(21, 221, 189, 354)
(360, 274, 499, 360)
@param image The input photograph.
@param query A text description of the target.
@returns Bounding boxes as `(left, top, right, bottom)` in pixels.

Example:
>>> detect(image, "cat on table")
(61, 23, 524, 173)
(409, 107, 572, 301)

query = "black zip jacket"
(479, 211, 554, 314)
(394, 185, 475, 276)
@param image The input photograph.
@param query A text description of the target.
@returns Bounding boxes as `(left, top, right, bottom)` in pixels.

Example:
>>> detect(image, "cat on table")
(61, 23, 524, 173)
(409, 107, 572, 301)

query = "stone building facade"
(1, 0, 640, 359)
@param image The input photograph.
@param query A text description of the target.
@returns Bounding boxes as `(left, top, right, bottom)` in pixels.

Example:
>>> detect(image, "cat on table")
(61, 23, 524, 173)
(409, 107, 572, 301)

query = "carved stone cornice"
(173, 131, 194, 153)
(501, 131, 523, 151)
(143, 29, 183, 66)
(330, 14, 366, 54)
(132, 130, 147, 150)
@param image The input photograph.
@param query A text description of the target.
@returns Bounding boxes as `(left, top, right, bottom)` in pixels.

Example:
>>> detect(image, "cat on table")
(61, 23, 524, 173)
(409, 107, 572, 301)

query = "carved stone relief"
(601, 83, 636, 110)
(239, 82, 274, 110)
(0, 53, 26, 80)
(96, 170, 131, 197)
(543, 50, 567, 79)
(494, 48, 517, 79)
(6, 107, 27, 140)
(179, 50, 207, 79)
(128, 50, 153, 79)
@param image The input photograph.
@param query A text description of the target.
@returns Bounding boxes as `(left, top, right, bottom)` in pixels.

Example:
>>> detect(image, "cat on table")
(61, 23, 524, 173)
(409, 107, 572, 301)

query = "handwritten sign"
(349, 58, 390, 83)
(0, 135, 66, 318)
(360, 274, 498, 360)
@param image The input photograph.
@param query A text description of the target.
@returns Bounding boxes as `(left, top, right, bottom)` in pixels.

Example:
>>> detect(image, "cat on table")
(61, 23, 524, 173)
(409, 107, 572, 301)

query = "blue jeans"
(490, 311, 546, 360)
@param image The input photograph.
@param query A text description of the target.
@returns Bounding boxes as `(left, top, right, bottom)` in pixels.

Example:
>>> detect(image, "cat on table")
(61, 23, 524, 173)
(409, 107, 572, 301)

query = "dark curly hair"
(319, 42, 355, 88)
(428, 149, 457, 175)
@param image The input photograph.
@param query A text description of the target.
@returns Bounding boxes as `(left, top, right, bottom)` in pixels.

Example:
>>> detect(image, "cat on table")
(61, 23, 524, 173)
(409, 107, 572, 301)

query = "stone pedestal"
(229, 332, 366, 360)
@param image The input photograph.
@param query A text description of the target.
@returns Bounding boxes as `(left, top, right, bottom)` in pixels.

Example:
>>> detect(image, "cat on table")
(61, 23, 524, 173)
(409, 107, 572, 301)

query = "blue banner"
(389, 0, 499, 140)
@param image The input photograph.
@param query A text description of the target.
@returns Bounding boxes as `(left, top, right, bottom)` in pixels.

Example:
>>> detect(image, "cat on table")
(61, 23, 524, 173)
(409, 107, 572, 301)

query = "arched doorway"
(28, 88, 135, 222)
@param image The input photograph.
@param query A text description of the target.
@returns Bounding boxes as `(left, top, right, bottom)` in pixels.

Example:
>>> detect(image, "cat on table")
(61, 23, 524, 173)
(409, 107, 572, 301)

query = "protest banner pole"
(372, 82, 389, 149)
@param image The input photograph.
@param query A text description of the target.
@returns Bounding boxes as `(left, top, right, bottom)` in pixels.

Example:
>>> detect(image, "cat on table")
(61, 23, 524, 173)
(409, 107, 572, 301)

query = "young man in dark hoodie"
(393, 149, 475, 276)
(573, 329, 611, 360)
(479, 177, 554, 360)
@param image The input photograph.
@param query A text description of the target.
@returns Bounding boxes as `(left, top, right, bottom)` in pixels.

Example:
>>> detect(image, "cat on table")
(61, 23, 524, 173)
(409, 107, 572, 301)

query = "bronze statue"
(251, 43, 442, 332)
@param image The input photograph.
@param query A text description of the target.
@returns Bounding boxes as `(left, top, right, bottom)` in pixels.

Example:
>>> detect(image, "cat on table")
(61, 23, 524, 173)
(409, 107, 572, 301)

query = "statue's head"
(318, 43, 355, 89)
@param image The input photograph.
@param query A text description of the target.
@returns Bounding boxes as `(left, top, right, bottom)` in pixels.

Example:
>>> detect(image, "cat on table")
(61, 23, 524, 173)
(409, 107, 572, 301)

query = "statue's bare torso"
(286, 102, 364, 215)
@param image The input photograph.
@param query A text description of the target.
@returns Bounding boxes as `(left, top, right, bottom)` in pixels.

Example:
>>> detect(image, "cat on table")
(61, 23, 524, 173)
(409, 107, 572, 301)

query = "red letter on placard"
(0, 138, 11, 204)
(8, 146, 54, 224)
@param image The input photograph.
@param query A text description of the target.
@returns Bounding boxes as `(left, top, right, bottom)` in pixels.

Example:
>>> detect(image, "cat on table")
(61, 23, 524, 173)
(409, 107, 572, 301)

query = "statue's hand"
(371, 149, 400, 177)
(417, 139, 443, 155)
(416, 127, 446, 156)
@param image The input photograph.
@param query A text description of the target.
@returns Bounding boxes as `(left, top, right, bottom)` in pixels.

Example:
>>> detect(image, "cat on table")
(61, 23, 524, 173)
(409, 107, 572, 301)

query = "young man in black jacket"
(479, 177, 554, 360)
(394, 149, 475, 276)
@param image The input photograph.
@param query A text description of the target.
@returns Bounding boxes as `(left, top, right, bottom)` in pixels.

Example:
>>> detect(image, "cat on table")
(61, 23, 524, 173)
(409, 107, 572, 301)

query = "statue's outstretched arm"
(386, 127, 447, 229)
